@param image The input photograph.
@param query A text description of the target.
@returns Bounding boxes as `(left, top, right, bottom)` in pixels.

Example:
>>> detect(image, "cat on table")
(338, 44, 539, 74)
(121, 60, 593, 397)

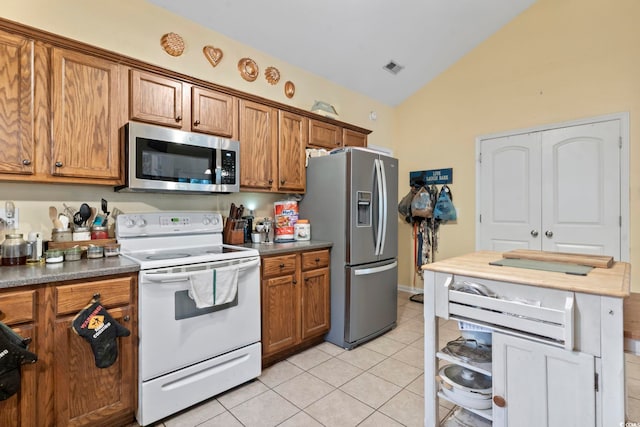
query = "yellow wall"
(395, 0, 640, 291)
(0, 0, 394, 240)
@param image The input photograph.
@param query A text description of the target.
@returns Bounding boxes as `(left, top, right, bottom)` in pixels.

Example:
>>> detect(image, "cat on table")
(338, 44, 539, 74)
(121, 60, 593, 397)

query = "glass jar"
(1, 233, 27, 266)
(294, 219, 311, 241)
(51, 228, 72, 242)
(45, 249, 64, 264)
(72, 226, 90, 241)
(90, 225, 109, 240)
(64, 246, 82, 261)
(87, 245, 104, 259)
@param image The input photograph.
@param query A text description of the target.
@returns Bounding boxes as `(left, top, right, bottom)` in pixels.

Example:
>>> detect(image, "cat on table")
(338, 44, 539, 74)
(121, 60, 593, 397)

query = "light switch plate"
(0, 207, 20, 230)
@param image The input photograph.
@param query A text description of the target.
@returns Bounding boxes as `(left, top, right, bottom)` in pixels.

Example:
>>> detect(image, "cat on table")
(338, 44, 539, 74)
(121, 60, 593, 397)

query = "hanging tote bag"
(411, 186, 434, 218)
(434, 185, 457, 222)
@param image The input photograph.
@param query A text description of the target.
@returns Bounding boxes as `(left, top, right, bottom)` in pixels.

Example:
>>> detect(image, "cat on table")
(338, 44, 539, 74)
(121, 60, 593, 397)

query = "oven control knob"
(203, 216, 211, 225)
(136, 219, 147, 227)
(125, 218, 136, 228)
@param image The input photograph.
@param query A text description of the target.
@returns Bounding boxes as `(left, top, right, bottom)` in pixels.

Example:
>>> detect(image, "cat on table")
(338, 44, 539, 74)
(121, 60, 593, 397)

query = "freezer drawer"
(345, 260, 398, 345)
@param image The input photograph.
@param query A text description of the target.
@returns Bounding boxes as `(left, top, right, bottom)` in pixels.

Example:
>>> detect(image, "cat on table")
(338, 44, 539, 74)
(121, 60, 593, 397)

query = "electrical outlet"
(0, 207, 20, 230)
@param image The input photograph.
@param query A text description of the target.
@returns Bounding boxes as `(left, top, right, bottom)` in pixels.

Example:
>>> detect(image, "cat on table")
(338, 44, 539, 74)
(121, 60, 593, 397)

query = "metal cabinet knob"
(193, 120, 200, 126)
(292, 280, 297, 285)
(530, 230, 539, 237)
(315, 257, 320, 263)
(55, 161, 63, 168)
(279, 263, 285, 268)
(280, 179, 285, 185)
(175, 115, 182, 122)
(268, 179, 273, 185)
(22, 159, 31, 166)
(123, 315, 130, 322)
(545, 230, 554, 238)
(493, 395, 506, 408)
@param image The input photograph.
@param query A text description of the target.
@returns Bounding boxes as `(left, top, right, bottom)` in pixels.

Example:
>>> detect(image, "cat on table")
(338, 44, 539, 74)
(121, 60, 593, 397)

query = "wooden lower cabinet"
(0, 274, 137, 427)
(261, 249, 330, 366)
(0, 290, 38, 427)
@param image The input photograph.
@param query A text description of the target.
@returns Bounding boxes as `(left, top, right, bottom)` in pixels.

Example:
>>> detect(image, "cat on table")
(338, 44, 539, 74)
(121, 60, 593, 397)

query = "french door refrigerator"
(300, 147, 398, 349)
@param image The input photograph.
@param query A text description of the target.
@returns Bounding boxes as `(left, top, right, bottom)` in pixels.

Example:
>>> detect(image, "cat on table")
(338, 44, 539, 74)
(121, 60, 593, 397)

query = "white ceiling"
(147, 0, 536, 106)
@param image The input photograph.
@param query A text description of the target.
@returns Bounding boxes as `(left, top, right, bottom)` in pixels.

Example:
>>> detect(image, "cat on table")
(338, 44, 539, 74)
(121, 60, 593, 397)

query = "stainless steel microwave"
(116, 122, 240, 194)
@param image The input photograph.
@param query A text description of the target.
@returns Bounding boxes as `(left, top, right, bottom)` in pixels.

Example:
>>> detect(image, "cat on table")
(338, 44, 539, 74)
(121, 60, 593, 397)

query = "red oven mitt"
(71, 300, 130, 369)
(0, 321, 37, 401)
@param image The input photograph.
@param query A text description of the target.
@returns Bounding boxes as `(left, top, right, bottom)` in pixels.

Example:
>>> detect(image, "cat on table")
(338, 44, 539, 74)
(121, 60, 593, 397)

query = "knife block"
(223, 219, 245, 245)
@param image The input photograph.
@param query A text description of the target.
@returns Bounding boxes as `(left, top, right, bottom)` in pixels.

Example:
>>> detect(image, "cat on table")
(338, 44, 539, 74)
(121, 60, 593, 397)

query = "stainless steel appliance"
(116, 122, 240, 194)
(300, 147, 398, 349)
(116, 211, 261, 426)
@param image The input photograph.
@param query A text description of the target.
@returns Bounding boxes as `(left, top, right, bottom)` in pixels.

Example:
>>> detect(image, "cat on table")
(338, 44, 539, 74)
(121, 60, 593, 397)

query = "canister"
(294, 219, 311, 241)
(72, 226, 90, 241)
(52, 228, 72, 242)
(90, 225, 108, 240)
(1, 233, 27, 266)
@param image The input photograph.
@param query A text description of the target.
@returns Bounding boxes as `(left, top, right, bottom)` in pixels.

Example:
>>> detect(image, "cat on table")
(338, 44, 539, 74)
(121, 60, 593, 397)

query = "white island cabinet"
(422, 251, 630, 427)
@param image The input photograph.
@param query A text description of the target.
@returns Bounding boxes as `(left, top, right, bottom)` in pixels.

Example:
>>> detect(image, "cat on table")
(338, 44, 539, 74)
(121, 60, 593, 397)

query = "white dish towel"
(188, 265, 239, 308)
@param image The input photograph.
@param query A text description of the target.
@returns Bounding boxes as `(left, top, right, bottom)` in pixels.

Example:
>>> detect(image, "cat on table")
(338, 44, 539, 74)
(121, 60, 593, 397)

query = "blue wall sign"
(410, 168, 453, 186)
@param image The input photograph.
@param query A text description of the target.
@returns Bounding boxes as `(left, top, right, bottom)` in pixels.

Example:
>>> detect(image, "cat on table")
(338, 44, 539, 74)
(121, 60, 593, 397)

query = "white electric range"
(116, 211, 261, 426)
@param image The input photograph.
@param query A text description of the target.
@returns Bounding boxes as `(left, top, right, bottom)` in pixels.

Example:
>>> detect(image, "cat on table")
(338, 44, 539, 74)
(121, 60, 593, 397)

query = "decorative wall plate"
(161, 32, 185, 57)
(284, 81, 295, 98)
(265, 66, 280, 85)
(203, 45, 223, 67)
(238, 58, 259, 82)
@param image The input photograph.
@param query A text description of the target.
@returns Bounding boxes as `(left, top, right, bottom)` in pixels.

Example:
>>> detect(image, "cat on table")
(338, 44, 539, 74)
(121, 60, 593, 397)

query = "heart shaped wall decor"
(203, 45, 223, 67)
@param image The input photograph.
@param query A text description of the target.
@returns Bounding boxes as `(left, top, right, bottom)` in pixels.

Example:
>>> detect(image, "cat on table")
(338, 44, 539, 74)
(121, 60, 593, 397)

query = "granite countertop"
(239, 240, 333, 256)
(0, 240, 333, 290)
(0, 256, 140, 290)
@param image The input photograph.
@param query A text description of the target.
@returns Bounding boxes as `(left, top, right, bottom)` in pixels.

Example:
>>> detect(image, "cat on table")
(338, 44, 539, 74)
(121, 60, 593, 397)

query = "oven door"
(138, 256, 260, 381)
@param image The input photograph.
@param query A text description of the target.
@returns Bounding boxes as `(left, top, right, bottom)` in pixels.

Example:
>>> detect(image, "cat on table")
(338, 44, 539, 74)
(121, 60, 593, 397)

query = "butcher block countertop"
(625, 293, 640, 340)
(421, 250, 631, 298)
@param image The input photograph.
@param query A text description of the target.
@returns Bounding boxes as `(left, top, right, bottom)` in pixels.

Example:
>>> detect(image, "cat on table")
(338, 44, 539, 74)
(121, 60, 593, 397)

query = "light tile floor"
(133, 291, 640, 426)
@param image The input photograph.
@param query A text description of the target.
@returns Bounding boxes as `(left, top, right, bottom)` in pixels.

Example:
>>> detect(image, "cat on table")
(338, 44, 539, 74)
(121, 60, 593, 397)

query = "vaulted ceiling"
(148, 0, 536, 106)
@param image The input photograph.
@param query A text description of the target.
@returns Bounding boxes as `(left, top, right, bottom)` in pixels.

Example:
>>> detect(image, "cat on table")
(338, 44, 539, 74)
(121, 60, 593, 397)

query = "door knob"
(530, 230, 539, 237)
(493, 395, 506, 408)
(55, 161, 63, 168)
(22, 159, 31, 166)
(545, 230, 554, 238)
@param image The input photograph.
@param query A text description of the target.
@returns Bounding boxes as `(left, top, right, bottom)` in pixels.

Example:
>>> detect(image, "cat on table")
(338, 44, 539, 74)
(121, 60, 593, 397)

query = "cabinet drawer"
(56, 276, 133, 316)
(301, 250, 330, 271)
(262, 254, 297, 278)
(0, 290, 36, 325)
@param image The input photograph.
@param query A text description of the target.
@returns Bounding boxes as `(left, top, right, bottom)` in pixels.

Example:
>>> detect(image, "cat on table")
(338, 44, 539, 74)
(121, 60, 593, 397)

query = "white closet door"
(478, 119, 621, 259)
(541, 121, 621, 258)
(478, 132, 542, 251)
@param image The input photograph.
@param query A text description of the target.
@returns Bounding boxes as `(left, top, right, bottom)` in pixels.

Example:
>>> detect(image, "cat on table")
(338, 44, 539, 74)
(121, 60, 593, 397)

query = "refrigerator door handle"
(354, 261, 398, 276)
(379, 158, 388, 255)
(374, 158, 384, 255)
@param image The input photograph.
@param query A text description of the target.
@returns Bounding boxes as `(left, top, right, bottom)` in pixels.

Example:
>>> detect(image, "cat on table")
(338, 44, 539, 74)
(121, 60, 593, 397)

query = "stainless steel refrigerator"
(300, 147, 398, 349)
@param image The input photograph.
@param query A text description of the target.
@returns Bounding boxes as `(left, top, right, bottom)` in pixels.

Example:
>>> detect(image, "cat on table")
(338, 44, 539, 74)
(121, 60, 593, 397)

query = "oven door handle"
(141, 258, 260, 283)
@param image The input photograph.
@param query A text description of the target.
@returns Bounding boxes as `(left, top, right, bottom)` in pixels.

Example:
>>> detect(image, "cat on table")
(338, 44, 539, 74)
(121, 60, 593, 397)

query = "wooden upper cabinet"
(278, 111, 307, 193)
(0, 31, 35, 175)
(191, 87, 237, 139)
(239, 99, 277, 191)
(343, 128, 367, 147)
(130, 69, 184, 128)
(51, 48, 121, 180)
(308, 119, 342, 149)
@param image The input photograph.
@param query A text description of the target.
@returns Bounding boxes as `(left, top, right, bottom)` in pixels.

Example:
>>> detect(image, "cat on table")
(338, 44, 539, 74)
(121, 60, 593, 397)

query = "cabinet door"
(53, 305, 135, 427)
(0, 31, 35, 175)
(343, 128, 367, 147)
(239, 100, 277, 190)
(278, 111, 307, 192)
(301, 267, 330, 340)
(261, 275, 299, 355)
(308, 119, 341, 149)
(51, 48, 121, 180)
(191, 87, 237, 138)
(130, 69, 184, 128)
(0, 323, 38, 427)
(492, 332, 595, 427)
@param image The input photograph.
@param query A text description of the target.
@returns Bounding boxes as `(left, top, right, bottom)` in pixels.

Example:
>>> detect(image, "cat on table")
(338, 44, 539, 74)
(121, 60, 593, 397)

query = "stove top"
(116, 211, 259, 269)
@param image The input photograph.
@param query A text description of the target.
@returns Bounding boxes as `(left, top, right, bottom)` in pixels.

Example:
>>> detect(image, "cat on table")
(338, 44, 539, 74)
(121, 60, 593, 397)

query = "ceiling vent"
(383, 60, 404, 75)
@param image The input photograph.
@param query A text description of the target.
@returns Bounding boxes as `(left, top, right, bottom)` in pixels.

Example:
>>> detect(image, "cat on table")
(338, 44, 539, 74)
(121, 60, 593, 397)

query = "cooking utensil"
(49, 206, 63, 229)
(237, 204, 244, 219)
(62, 203, 76, 220)
(88, 207, 97, 226)
(79, 203, 91, 226)
(58, 214, 70, 230)
(229, 203, 237, 220)
(101, 198, 110, 224)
